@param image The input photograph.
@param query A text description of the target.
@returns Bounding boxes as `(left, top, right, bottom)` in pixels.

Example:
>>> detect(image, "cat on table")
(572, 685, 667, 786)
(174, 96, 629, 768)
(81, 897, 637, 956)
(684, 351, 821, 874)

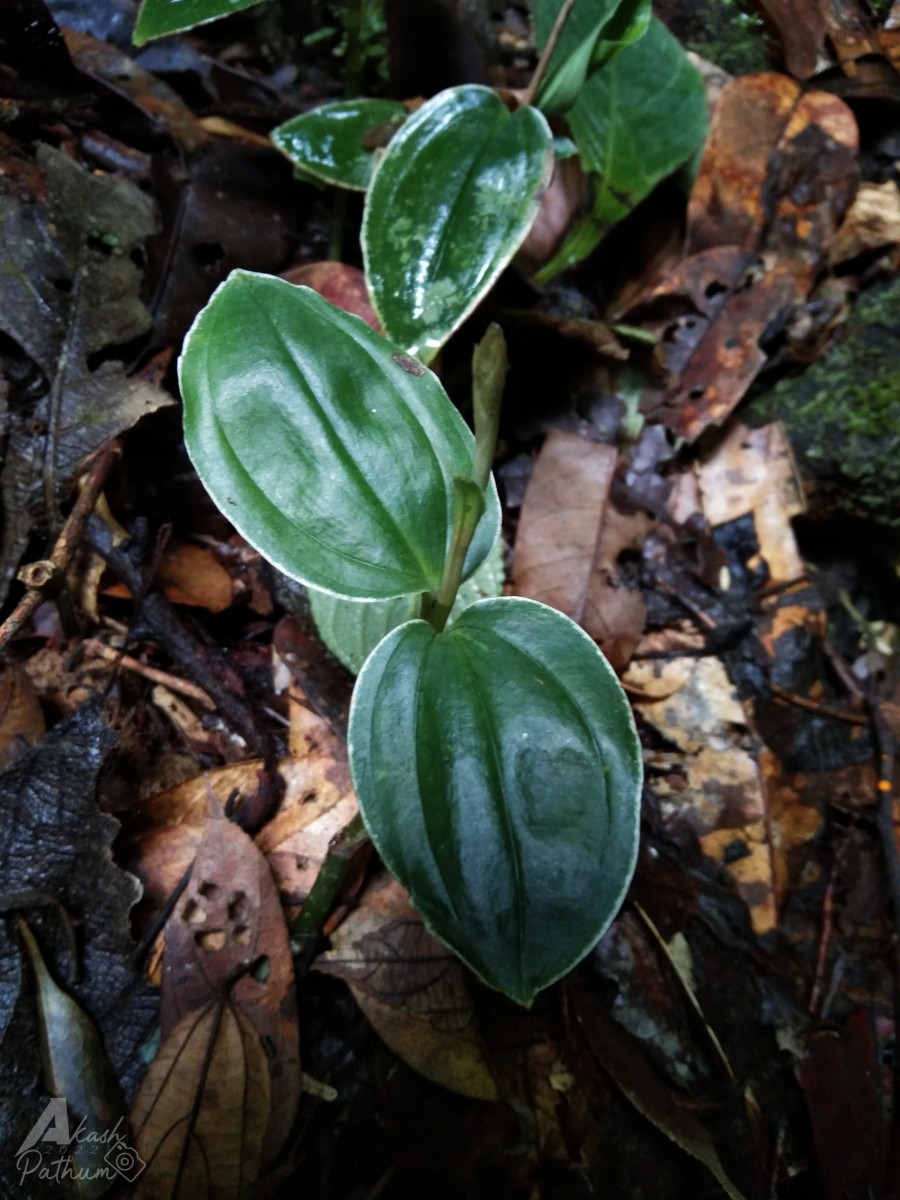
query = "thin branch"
(522, 0, 579, 108)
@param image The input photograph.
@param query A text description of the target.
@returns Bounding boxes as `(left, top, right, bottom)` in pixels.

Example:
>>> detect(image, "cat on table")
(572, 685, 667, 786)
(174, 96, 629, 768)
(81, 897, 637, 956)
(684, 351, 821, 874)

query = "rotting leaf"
(316, 871, 498, 1101)
(513, 429, 649, 670)
(17, 919, 127, 1197)
(0, 142, 173, 605)
(0, 661, 45, 769)
(0, 702, 156, 1198)
(131, 997, 271, 1200)
(159, 805, 300, 1163)
(572, 979, 748, 1200)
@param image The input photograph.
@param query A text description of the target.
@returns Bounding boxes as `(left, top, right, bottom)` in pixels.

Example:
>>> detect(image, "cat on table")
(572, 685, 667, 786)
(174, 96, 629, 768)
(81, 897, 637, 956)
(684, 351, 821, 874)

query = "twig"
(81, 638, 215, 708)
(522, 0, 579, 108)
(768, 681, 868, 726)
(0, 440, 122, 652)
(290, 813, 369, 965)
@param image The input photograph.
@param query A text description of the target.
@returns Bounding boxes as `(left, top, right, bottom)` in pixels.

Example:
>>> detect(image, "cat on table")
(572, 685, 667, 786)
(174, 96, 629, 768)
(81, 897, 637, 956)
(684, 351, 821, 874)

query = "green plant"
(152, 0, 707, 1004)
(179, 274, 642, 1005)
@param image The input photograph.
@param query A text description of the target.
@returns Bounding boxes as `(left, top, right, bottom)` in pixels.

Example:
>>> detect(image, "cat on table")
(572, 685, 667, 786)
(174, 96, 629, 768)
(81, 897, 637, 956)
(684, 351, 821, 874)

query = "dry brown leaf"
(640, 656, 775, 934)
(830, 179, 900, 265)
(316, 872, 498, 1101)
(104, 541, 233, 612)
(693, 419, 806, 585)
(132, 998, 271, 1200)
(0, 660, 45, 768)
(281, 261, 381, 331)
(513, 429, 649, 669)
(160, 806, 301, 1162)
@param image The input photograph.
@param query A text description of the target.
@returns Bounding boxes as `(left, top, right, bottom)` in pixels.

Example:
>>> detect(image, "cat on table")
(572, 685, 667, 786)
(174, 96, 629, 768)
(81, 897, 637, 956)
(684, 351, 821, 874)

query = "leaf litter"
(1, 0, 900, 1196)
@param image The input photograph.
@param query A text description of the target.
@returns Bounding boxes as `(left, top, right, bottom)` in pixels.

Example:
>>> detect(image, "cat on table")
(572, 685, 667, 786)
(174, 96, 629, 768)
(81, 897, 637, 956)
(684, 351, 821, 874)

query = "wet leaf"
(513, 429, 649, 669)
(271, 99, 408, 191)
(159, 806, 300, 1161)
(537, 18, 707, 279)
(363, 86, 552, 362)
(0, 143, 173, 605)
(349, 597, 643, 1006)
(131, 998, 271, 1200)
(308, 533, 505, 675)
(180, 271, 501, 599)
(133, 0, 266, 45)
(532, 0, 651, 116)
(17, 919, 126, 1197)
(317, 872, 498, 1100)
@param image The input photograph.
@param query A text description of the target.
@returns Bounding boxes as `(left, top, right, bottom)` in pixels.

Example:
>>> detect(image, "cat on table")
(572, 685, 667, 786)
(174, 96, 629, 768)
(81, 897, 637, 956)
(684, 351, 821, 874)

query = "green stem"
(522, 0, 580, 108)
(289, 812, 369, 944)
(423, 478, 485, 633)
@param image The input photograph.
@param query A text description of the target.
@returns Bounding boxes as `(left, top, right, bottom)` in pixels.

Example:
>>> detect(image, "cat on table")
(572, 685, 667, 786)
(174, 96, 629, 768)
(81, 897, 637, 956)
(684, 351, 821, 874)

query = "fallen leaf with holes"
(640, 656, 775, 934)
(513, 429, 650, 670)
(694, 419, 806, 586)
(316, 871, 498, 1101)
(132, 997, 271, 1200)
(0, 660, 45, 768)
(160, 803, 300, 1163)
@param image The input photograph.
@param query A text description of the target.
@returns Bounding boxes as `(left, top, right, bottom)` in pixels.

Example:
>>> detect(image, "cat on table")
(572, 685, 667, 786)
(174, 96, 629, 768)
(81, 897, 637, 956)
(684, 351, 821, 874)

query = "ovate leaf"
(308, 534, 505, 675)
(536, 18, 707, 280)
(363, 86, 552, 362)
(271, 100, 408, 191)
(532, 0, 651, 116)
(179, 271, 500, 600)
(348, 597, 643, 1006)
(133, 0, 266, 45)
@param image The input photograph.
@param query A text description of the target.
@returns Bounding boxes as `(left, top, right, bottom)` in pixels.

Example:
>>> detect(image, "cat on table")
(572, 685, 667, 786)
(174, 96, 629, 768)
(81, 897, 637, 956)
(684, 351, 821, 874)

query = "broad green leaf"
(536, 18, 707, 281)
(180, 271, 500, 600)
(309, 534, 505, 674)
(271, 100, 408, 192)
(349, 597, 643, 1005)
(532, 0, 651, 115)
(133, 0, 266, 44)
(363, 86, 552, 363)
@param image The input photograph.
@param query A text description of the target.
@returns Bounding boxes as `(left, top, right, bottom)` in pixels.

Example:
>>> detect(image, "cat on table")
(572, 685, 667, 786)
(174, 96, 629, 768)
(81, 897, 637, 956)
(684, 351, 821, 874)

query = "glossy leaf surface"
(133, 0, 265, 45)
(532, 0, 650, 115)
(537, 18, 707, 280)
(271, 99, 408, 191)
(180, 271, 500, 599)
(364, 86, 552, 362)
(309, 535, 505, 674)
(349, 597, 643, 1005)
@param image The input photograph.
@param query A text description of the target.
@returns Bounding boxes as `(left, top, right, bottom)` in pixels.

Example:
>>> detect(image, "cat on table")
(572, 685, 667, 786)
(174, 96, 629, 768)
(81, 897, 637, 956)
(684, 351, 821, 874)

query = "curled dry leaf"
(132, 998, 271, 1200)
(159, 806, 300, 1162)
(830, 179, 900, 265)
(316, 871, 498, 1101)
(513, 429, 649, 670)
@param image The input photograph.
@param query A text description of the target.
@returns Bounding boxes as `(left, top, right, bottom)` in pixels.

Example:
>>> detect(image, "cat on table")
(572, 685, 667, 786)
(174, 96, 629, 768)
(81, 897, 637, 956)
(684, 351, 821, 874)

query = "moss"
(749, 277, 900, 526)
(686, 2, 770, 76)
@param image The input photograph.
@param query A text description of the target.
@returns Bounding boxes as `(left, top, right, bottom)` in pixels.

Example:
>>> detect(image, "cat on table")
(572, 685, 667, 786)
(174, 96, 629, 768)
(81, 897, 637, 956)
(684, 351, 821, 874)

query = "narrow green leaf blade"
(271, 100, 408, 191)
(180, 271, 500, 599)
(532, 0, 651, 115)
(133, 0, 266, 45)
(309, 534, 505, 674)
(349, 597, 643, 1005)
(363, 86, 552, 362)
(537, 18, 707, 280)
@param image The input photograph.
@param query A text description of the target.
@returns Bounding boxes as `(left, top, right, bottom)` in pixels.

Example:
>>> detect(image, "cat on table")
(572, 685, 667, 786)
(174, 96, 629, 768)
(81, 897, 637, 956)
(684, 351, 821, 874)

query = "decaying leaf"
(316, 872, 498, 1101)
(17, 919, 126, 1196)
(132, 998, 271, 1200)
(513, 429, 650, 669)
(160, 805, 300, 1162)
(0, 142, 173, 604)
(0, 661, 45, 768)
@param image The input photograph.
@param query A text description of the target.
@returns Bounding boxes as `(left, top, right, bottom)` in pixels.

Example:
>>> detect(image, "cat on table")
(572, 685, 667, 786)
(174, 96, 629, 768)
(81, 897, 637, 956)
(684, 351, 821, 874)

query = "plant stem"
(472, 322, 507, 493)
(289, 812, 369, 945)
(423, 478, 485, 633)
(522, 0, 579, 108)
